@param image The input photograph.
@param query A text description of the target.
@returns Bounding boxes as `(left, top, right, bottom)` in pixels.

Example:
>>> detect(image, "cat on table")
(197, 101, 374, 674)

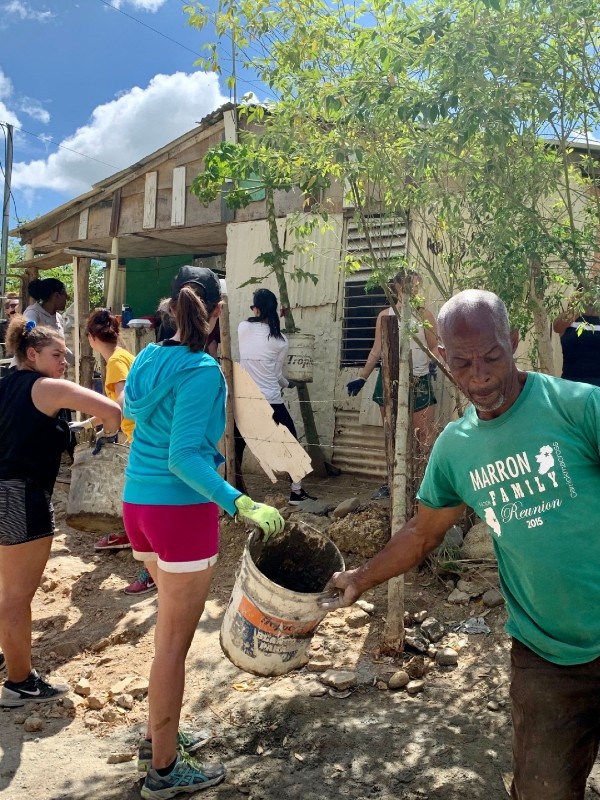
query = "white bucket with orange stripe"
(220, 525, 344, 676)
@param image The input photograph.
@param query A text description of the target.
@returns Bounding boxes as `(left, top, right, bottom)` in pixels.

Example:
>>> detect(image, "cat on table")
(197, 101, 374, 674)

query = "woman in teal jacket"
(123, 266, 284, 800)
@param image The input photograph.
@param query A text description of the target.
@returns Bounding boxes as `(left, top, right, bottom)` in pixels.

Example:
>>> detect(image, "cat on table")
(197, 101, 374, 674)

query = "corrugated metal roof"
(331, 408, 387, 480)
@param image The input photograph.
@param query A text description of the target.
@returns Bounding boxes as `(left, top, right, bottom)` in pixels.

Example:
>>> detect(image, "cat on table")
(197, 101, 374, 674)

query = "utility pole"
(1, 122, 14, 302)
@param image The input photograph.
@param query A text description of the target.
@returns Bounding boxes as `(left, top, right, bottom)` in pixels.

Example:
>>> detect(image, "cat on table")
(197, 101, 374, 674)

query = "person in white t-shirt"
(237, 289, 317, 505)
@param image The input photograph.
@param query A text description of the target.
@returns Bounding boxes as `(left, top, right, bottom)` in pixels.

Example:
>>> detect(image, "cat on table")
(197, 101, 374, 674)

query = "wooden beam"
(14, 248, 115, 272)
(77, 258, 94, 390)
(143, 171, 158, 229)
(78, 208, 89, 240)
(106, 237, 120, 312)
(109, 188, 122, 237)
(171, 166, 186, 227)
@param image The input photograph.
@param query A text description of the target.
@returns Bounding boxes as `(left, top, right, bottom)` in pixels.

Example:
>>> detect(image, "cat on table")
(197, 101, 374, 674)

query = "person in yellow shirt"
(85, 309, 155, 595)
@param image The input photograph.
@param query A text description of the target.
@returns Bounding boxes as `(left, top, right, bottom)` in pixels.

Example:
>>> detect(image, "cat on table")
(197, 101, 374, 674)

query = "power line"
(0, 160, 22, 226)
(97, 0, 278, 100)
(3, 123, 123, 170)
(96, 0, 202, 57)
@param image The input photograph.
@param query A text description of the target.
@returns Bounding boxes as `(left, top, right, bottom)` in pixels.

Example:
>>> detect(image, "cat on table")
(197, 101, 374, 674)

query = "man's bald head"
(438, 289, 510, 345)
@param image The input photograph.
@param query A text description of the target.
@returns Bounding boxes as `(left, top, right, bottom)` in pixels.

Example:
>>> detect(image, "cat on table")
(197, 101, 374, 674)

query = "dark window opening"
(341, 281, 388, 367)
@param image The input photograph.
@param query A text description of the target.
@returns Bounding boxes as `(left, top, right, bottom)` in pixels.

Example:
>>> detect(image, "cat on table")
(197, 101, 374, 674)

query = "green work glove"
(234, 495, 285, 541)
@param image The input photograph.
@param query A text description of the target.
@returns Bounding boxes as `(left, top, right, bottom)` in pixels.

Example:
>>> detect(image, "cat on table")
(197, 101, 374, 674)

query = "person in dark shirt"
(0, 316, 120, 708)
(553, 285, 600, 386)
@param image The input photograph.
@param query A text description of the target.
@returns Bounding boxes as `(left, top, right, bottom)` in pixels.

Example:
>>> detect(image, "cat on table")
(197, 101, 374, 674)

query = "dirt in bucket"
(249, 525, 343, 594)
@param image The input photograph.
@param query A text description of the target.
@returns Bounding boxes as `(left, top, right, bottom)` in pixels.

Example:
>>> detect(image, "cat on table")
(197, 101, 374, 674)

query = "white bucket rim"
(245, 528, 344, 600)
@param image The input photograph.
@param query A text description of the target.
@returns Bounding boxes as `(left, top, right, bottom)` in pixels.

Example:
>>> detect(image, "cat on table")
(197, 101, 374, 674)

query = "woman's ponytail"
(174, 286, 211, 352)
(249, 288, 284, 340)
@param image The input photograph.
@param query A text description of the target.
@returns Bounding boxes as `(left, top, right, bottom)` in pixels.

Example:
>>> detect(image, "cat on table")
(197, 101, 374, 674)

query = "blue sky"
(1, 0, 267, 231)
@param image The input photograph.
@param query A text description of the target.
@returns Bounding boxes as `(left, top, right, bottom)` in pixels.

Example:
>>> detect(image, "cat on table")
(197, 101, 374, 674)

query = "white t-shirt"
(23, 303, 75, 365)
(238, 320, 289, 405)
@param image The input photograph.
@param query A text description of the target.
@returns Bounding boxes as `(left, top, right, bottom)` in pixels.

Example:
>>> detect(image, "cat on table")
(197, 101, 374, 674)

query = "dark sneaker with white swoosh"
(0, 669, 69, 707)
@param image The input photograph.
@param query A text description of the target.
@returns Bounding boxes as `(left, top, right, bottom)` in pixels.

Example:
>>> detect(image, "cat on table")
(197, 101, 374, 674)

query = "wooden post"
(218, 283, 237, 487)
(72, 257, 80, 386)
(77, 257, 94, 390)
(21, 245, 37, 312)
(381, 316, 399, 491)
(106, 236, 119, 312)
(382, 291, 412, 649)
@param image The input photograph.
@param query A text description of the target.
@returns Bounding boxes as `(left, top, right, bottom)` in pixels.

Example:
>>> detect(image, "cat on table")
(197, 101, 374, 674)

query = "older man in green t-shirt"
(323, 288, 600, 799)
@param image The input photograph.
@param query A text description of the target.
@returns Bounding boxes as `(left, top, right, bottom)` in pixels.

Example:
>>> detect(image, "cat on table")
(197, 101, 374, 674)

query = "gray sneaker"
(0, 669, 69, 707)
(141, 753, 226, 799)
(138, 728, 212, 773)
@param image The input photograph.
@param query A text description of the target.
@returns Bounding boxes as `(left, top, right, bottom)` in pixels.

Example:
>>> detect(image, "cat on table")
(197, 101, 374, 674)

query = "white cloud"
(0, 70, 21, 127)
(0, 67, 13, 100)
(12, 71, 228, 195)
(19, 97, 50, 124)
(109, 0, 166, 11)
(3, 1, 54, 22)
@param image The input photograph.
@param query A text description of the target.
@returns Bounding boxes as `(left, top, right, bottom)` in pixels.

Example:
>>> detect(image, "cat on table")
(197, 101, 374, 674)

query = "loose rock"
(107, 752, 135, 764)
(331, 497, 361, 520)
(355, 599, 375, 615)
(420, 617, 445, 643)
(319, 670, 357, 691)
(404, 635, 428, 654)
(346, 609, 371, 628)
(447, 589, 470, 604)
(86, 693, 107, 710)
(483, 589, 504, 608)
(388, 670, 410, 690)
(405, 680, 425, 695)
(461, 521, 496, 561)
(306, 654, 333, 673)
(487, 700, 500, 712)
(24, 716, 44, 732)
(435, 647, 459, 667)
(74, 678, 91, 697)
(442, 525, 464, 548)
(412, 610, 428, 625)
(115, 693, 134, 710)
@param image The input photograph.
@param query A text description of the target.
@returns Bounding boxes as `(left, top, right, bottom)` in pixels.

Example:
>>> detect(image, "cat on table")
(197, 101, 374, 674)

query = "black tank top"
(0, 370, 71, 493)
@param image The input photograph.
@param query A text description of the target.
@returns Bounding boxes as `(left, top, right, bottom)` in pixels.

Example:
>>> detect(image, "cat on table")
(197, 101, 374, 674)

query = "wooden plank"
(63, 248, 115, 260)
(142, 171, 158, 229)
(223, 109, 236, 143)
(171, 166, 187, 227)
(78, 208, 89, 240)
(77, 258, 94, 390)
(109, 188, 122, 237)
(233, 363, 312, 484)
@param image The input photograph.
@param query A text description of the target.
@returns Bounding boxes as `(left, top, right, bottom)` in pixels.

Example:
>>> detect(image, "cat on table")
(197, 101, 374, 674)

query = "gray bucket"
(66, 441, 128, 532)
(220, 525, 344, 676)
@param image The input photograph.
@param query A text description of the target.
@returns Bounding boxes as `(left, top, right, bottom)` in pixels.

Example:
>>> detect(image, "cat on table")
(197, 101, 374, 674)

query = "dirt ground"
(1, 471, 600, 800)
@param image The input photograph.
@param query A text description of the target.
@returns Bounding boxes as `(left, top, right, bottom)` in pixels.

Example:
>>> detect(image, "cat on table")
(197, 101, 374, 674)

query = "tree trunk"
(530, 258, 554, 374)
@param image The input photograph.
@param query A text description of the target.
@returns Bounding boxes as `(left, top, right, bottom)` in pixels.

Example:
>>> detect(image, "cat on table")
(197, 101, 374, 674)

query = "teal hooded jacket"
(123, 342, 241, 515)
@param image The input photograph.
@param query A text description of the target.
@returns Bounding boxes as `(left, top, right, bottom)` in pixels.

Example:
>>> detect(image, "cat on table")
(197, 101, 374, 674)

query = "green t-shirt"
(418, 371, 600, 666)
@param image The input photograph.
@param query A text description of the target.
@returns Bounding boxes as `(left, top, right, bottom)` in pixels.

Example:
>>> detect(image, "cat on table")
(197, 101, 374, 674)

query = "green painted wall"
(125, 254, 194, 317)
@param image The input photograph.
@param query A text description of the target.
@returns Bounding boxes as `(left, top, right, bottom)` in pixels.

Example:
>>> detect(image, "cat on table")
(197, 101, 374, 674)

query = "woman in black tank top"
(0, 316, 121, 707)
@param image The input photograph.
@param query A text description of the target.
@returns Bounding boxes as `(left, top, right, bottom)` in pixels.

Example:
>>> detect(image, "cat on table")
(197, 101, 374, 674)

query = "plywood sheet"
(233, 363, 312, 484)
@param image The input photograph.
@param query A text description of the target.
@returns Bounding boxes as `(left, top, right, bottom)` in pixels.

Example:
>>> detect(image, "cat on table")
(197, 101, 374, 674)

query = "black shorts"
(0, 479, 55, 546)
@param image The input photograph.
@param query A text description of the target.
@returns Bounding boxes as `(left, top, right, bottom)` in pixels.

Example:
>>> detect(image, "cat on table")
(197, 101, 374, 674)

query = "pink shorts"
(123, 501, 219, 573)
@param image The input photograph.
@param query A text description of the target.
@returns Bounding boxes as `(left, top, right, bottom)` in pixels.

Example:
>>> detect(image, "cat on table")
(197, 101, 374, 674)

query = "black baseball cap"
(171, 265, 221, 304)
